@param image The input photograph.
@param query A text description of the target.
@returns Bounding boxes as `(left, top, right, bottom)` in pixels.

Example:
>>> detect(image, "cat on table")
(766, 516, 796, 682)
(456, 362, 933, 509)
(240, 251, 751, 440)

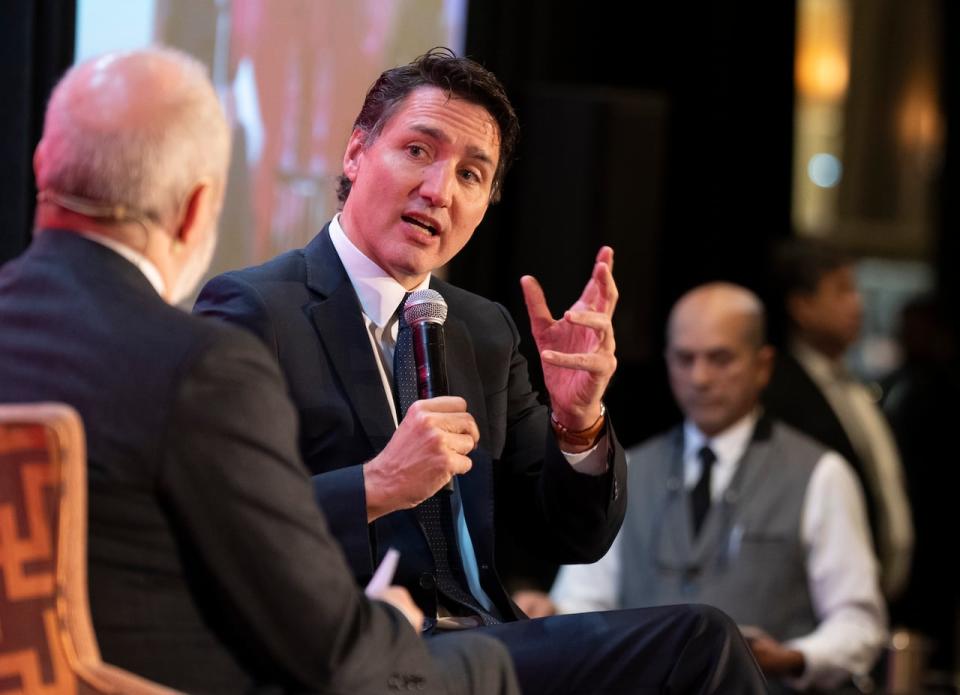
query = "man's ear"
(342, 128, 367, 183)
(786, 292, 812, 328)
(174, 179, 215, 247)
(756, 345, 776, 390)
(33, 140, 47, 180)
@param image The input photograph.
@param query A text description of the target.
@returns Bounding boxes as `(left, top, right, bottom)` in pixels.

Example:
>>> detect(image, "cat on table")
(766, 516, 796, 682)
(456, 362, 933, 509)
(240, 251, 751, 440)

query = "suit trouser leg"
(469, 603, 768, 695)
(426, 631, 522, 695)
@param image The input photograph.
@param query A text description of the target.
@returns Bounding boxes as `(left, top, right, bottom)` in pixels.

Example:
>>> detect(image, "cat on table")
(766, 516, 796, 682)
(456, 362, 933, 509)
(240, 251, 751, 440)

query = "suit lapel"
(303, 227, 396, 453)
(441, 313, 489, 442)
(659, 429, 696, 569)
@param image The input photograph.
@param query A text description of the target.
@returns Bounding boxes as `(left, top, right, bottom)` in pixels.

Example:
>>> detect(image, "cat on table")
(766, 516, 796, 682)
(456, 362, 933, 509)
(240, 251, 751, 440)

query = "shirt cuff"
(783, 636, 856, 692)
(561, 434, 609, 476)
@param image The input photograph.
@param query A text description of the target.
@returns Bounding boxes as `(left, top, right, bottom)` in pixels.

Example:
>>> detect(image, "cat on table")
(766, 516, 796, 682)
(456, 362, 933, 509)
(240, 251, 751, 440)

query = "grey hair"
(37, 47, 230, 226)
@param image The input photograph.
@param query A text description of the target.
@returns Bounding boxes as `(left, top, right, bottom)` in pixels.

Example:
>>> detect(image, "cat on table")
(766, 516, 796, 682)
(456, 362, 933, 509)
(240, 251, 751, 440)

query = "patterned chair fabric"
(0, 403, 177, 695)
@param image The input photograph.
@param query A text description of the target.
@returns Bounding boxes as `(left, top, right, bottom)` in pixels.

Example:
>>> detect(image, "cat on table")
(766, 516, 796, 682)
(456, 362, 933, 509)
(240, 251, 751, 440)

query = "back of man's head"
(36, 47, 229, 230)
(336, 46, 519, 205)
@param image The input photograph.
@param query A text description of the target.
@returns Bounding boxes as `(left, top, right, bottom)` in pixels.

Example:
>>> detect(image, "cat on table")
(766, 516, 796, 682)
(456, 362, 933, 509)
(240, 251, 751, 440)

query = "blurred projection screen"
(75, 0, 468, 284)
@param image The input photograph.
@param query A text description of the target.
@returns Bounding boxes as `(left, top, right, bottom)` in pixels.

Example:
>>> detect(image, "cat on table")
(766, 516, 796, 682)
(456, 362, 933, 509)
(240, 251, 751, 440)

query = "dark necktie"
(393, 298, 500, 625)
(690, 445, 717, 536)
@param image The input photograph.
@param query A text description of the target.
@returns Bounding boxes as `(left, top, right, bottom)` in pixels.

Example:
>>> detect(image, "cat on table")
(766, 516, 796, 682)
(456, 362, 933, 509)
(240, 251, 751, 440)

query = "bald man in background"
(0, 48, 518, 695)
(522, 283, 886, 693)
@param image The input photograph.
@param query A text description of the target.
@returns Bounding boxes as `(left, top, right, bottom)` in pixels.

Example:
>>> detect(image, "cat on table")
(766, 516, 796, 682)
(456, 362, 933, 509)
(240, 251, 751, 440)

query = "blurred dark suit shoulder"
(0, 229, 442, 694)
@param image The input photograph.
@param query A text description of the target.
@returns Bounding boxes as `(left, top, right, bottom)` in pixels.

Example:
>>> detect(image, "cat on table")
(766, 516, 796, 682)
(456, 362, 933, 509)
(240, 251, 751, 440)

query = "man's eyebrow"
(411, 124, 448, 143)
(410, 124, 495, 167)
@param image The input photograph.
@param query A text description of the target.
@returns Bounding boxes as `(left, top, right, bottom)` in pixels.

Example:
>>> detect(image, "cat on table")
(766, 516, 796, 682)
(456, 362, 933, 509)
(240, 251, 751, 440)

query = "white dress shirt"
(550, 410, 887, 691)
(76, 230, 166, 296)
(792, 340, 914, 598)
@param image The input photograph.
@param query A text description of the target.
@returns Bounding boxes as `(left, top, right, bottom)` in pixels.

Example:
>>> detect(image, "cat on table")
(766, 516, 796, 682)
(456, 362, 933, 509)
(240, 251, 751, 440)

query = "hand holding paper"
(365, 548, 424, 633)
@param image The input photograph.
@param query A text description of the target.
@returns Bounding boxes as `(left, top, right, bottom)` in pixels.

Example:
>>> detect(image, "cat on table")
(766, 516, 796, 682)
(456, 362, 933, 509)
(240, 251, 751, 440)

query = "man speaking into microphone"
(195, 48, 765, 693)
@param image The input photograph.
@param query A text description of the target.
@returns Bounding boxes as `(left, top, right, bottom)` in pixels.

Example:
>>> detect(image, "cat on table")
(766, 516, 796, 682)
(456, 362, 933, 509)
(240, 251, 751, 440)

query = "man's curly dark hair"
(336, 47, 519, 206)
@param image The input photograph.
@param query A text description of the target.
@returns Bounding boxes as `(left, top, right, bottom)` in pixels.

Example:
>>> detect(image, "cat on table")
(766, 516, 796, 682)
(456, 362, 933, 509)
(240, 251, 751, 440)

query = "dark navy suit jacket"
(762, 350, 879, 542)
(0, 230, 443, 694)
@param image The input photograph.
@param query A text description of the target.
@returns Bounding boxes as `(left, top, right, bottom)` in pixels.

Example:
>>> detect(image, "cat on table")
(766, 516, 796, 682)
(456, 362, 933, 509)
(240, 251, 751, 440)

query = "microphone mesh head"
(404, 289, 448, 326)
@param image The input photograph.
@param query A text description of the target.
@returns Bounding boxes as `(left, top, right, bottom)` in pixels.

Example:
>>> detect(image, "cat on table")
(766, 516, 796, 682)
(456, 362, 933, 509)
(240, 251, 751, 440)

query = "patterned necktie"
(691, 445, 717, 536)
(393, 297, 500, 625)
(392, 293, 418, 417)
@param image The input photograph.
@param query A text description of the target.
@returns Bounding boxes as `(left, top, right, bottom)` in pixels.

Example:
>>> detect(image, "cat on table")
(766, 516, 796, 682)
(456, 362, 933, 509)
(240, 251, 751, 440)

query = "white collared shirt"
(792, 339, 913, 598)
(76, 230, 166, 296)
(681, 411, 757, 501)
(328, 215, 429, 428)
(550, 411, 887, 690)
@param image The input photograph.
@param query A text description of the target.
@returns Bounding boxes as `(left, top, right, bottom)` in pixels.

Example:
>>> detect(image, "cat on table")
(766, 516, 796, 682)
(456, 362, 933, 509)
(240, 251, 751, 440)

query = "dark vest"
(619, 419, 822, 642)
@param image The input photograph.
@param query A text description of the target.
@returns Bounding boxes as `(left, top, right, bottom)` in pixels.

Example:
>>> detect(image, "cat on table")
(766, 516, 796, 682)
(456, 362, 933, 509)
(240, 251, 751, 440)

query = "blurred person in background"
(519, 283, 886, 693)
(882, 296, 960, 676)
(762, 238, 913, 601)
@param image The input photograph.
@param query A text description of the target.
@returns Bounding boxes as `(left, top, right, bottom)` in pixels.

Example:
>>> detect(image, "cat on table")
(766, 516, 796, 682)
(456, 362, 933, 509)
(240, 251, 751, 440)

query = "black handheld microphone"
(403, 289, 453, 491)
(403, 289, 450, 398)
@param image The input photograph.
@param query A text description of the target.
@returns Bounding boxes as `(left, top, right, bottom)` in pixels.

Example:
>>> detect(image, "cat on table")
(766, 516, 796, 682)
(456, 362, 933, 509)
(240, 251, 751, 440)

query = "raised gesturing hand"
(521, 246, 618, 436)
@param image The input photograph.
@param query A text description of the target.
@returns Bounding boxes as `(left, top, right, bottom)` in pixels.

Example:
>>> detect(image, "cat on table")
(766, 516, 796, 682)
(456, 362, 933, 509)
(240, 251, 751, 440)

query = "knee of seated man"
(683, 603, 741, 641)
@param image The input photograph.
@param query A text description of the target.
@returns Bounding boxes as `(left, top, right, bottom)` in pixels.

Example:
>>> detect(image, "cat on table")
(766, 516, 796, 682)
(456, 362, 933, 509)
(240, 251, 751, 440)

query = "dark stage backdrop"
(941, 2, 960, 339)
(0, 1, 75, 265)
(457, 2, 797, 450)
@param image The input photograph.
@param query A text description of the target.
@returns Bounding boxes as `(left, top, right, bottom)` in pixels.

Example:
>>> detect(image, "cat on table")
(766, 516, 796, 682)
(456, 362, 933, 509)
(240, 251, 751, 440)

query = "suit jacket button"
(419, 572, 436, 590)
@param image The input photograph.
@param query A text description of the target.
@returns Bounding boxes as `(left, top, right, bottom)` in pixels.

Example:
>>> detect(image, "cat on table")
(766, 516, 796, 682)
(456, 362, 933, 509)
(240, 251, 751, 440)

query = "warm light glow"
(898, 77, 944, 152)
(795, 0, 850, 102)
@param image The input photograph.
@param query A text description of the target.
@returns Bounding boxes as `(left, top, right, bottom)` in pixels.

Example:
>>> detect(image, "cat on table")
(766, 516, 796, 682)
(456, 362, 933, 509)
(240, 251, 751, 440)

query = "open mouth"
(402, 215, 438, 237)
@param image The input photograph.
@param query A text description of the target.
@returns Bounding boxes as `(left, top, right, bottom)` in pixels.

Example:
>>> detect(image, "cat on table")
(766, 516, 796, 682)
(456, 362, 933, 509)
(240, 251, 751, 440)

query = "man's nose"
(690, 358, 713, 386)
(419, 162, 454, 207)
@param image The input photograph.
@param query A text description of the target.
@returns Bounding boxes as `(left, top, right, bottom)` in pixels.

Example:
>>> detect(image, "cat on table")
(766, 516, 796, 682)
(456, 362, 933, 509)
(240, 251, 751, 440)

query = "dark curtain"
(0, 1, 75, 265)
(941, 0, 959, 332)
(460, 2, 797, 450)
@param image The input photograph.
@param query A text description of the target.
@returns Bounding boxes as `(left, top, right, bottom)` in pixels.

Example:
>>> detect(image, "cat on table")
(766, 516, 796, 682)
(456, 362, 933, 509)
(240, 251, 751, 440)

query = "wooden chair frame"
(0, 403, 179, 694)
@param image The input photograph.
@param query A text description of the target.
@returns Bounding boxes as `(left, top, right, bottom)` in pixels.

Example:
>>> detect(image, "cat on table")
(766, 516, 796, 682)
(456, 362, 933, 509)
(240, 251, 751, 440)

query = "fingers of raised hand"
(540, 349, 617, 375)
(577, 258, 618, 316)
(563, 310, 616, 351)
(521, 275, 554, 328)
(595, 245, 614, 272)
(581, 257, 618, 313)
